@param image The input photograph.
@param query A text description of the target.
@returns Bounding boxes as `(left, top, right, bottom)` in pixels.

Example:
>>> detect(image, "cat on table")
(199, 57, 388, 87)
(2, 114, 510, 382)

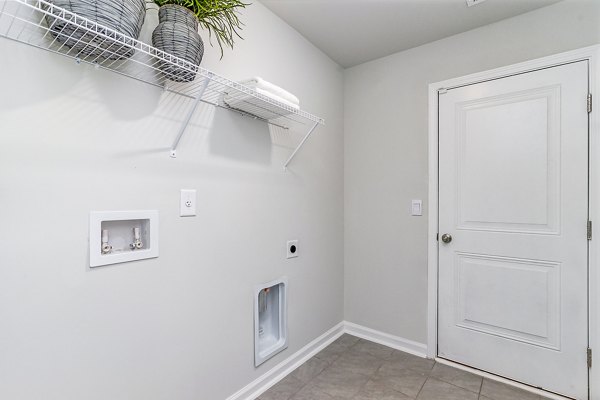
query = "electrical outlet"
(180, 189, 196, 217)
(286, 240, 298, 259)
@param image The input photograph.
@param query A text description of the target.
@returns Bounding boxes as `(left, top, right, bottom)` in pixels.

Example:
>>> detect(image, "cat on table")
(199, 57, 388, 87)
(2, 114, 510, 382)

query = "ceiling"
(260, 0, 563, 68)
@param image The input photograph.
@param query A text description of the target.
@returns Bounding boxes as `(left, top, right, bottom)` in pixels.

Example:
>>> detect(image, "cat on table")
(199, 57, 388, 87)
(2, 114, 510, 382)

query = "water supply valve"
(130, 227, 143, 250)
(101, 229, 112, 254)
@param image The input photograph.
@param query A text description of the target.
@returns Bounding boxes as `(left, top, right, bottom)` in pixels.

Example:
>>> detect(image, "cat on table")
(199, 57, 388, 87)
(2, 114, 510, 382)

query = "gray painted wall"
(344, 0, 600, 344)
(0, 2, 344, 399)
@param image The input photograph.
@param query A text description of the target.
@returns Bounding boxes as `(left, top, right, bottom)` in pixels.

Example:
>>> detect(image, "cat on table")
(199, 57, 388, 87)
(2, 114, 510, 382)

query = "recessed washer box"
(89, 210, 159, 268)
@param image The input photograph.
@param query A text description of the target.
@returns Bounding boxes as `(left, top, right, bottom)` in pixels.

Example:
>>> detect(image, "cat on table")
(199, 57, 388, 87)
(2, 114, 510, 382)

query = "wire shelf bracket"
(170, 73, 211, 158)
(284, 121, 320, 169)
(0, 0, 326, 168)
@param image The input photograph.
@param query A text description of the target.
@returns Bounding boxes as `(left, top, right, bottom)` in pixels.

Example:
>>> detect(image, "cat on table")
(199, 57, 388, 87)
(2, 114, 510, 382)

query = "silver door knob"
(441, 234, 452, 243)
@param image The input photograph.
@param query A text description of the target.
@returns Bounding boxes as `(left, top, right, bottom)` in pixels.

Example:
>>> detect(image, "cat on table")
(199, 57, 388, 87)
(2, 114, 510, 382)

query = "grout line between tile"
(413, 373, 430, 399)
(287, 380, 307, 400)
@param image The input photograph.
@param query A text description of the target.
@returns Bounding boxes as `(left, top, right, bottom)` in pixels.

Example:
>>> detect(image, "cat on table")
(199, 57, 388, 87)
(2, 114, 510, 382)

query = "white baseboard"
(344, 321, 428, 358)
(226, 321, 428, 400)
(225, 321, 345, 400)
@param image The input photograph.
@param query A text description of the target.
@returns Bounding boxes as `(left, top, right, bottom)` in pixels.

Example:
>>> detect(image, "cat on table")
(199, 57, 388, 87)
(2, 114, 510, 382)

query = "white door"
(438, 61, 589, 399)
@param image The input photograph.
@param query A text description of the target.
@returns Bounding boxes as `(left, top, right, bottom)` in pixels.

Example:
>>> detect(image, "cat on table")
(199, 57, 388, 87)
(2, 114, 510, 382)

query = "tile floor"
(257, 334, 549, 400)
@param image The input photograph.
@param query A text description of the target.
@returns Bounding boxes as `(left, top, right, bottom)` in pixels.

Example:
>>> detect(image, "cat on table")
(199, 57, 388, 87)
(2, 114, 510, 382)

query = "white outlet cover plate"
(180, 189, 196, 217)
(286, 240, 299, 259)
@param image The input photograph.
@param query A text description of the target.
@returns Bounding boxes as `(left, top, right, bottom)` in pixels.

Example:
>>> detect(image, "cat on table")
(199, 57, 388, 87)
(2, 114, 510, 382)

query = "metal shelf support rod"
(284, 121, 320, 169)
(170, 74, 211, 158)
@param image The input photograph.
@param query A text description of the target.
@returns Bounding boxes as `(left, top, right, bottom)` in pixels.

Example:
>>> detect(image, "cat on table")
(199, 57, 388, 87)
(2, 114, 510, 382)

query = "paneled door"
(438, 61, 589, 399)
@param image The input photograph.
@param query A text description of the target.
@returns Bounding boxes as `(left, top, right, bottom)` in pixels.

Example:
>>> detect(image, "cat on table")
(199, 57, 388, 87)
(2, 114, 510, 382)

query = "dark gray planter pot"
(44, 0, 146, 60)
(152, 4, 204, 83)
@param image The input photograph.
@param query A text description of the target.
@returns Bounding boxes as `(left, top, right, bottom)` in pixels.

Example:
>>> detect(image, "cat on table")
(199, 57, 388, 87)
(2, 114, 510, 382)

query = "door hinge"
(588, 348, 592, 368)
(436, 233, 439, 241)
(588, 93, 592, 113)
(588, 221, 592, 240)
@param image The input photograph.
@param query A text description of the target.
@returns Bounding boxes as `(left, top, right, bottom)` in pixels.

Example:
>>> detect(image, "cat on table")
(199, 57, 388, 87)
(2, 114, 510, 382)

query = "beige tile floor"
(257, 334, 550, 400)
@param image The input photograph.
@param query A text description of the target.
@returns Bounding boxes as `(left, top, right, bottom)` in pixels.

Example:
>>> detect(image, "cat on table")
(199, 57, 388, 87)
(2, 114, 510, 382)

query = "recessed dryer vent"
(254, 277, 288, 366)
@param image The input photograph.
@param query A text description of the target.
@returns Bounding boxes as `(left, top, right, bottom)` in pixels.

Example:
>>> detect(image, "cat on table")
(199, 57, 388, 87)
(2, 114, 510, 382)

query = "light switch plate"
(180, 189, 196, 217)
(411, 200, 423, 216)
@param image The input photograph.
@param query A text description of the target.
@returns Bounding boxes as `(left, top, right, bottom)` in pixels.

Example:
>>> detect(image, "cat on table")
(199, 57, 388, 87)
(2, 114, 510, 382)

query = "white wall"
(0, 2, 344, 399)
(344, 0, 600, 344)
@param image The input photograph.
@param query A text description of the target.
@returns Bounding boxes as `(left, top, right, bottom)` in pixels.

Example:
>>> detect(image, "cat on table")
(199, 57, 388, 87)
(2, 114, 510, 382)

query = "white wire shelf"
(0, 0, 325, 166)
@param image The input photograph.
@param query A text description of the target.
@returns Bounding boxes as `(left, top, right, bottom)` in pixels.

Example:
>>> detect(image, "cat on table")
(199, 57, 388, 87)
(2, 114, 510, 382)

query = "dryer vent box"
(254, 277, 288, 366)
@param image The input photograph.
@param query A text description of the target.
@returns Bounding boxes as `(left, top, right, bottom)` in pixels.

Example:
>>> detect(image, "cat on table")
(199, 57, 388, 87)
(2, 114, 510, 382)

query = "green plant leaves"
(153, 0, 250, 59)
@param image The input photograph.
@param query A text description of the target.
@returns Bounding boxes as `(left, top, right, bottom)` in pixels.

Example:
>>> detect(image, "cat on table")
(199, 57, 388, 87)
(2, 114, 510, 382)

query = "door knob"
(441, 233, 452, 243)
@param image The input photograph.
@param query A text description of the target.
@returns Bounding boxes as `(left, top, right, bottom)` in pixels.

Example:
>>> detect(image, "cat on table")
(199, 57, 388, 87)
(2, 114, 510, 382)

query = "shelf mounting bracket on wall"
(170, 73, 212, 158)
(283, 121, 320, 169)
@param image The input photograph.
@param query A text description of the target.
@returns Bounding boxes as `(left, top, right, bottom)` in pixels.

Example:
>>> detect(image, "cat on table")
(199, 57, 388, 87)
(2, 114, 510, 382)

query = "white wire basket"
(0, 0, 325, 127)
(43, 0, 146, 60)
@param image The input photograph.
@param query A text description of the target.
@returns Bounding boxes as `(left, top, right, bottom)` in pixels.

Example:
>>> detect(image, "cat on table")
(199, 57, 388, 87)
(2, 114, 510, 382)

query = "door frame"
(427, 45, 600, 399)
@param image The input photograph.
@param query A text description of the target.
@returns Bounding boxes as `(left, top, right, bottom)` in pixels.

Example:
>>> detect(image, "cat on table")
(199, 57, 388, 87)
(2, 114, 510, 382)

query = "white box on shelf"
(89, 210, 159, 267)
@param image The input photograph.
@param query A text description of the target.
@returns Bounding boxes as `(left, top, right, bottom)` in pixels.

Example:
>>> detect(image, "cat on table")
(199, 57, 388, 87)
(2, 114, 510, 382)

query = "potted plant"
(152, 0, 249, 82)
(45, 0, 147, 60)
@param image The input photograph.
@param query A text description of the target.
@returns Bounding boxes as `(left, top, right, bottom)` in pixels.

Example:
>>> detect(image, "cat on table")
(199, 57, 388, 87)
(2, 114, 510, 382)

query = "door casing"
(427, 45, 600, 400)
